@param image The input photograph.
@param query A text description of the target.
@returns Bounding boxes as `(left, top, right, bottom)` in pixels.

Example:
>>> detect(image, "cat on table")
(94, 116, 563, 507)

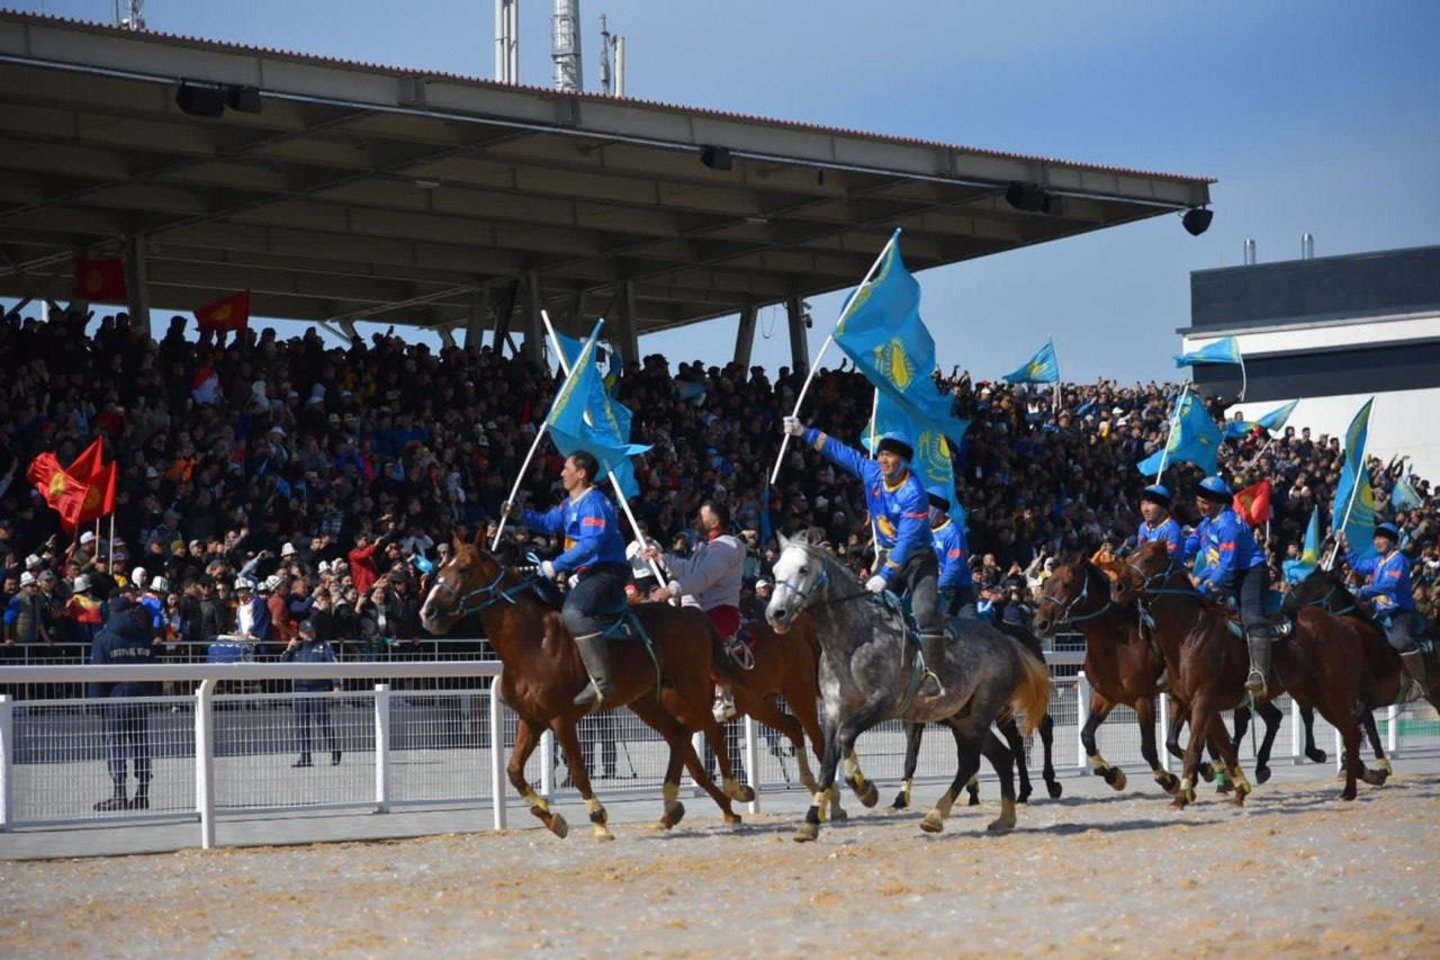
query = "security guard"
(1346, 523, 1426, 687)
(88, 598, 159, 811)
(1184, 476, 1271, 692)
(281, 619, 342, 767)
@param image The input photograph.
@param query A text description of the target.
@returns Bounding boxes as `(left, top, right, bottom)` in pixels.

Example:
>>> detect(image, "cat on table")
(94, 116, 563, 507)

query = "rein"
(433, 560, 542, 618)
(1044, 565, 1113, 627)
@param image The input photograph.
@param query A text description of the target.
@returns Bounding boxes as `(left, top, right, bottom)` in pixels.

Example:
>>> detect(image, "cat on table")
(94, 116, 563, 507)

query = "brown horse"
(1112, 540, 1384, 805)
(419, 540, 751, 839)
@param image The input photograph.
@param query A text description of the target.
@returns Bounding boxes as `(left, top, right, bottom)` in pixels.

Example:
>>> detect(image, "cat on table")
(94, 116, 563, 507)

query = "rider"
(1346, 522, 1426, 687)
(929, 494, 976, 618)
(515, 450, 630, 711)
(782, 417, 946, 698)
(1184, 476, 1272, 693)
(1136, 484, 1183, 557)
(649, 500, 746, 722)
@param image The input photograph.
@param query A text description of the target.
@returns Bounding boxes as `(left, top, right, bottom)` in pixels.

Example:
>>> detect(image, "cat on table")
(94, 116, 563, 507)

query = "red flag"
(195, 290, 251, 333)
(72, 258, 128, 303)
(73, 462, 118, 527)
(67, 437, 107, 486)
(1233, 479, 1273, 527)
(26, 453, 91, 531)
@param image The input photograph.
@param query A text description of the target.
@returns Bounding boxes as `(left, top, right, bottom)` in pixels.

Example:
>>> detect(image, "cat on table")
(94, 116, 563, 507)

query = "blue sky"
(18, 1, 1440, 381)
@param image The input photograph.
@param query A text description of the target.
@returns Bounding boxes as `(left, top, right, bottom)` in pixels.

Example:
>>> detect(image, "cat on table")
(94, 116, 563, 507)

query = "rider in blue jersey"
(1346, 522, 1426, 687)
(1136, 484, 1183, 557)
(929, 494, 976, 618)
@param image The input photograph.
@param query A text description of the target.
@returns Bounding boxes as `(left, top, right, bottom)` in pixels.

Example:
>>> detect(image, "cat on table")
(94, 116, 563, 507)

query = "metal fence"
(1, 652, 1436, 852)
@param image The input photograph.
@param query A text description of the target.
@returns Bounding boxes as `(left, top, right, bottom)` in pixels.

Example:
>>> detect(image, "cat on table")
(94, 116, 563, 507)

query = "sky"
(14, 0, 1440, 382)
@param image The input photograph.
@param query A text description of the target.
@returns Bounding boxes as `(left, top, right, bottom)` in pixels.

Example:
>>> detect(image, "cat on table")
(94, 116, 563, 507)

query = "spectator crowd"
(3, 305, 1438, 659)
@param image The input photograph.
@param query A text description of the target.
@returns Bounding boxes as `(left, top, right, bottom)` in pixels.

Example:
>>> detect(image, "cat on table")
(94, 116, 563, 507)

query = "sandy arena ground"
(3, 766, 1438, 959)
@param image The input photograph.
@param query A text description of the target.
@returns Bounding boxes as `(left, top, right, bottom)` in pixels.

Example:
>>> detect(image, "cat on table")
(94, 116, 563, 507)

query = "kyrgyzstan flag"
(1233, 478, 1273, 528)
(67, 437, 107, 486)
(72, 461, 117, 527)
(26, 453, 91, 531)
(72, 258, 128, 303)
(195, 290, 251, 333)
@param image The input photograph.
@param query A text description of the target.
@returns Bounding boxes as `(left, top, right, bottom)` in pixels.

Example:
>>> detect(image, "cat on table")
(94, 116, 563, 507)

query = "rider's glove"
(540, 560, 560, 580)
(865, 574, 888, 595)
(782, 416, 805, 437)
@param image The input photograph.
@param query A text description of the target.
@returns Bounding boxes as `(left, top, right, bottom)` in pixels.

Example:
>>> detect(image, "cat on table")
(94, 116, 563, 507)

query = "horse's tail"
(1005, 636, 1052, 739)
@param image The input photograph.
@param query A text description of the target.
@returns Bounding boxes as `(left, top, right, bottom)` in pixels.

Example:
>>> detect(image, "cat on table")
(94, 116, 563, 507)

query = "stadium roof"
(0, 9, 1213, 341)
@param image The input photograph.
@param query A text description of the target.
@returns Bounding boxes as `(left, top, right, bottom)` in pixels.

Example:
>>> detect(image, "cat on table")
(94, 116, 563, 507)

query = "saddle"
(532, 580, 643, 642)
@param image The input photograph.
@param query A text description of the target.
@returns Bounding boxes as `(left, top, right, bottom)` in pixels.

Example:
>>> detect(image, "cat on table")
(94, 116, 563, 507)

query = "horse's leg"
(797, 700, 885, 843)
(1357, 705, 1390, 786)
(919, 724, 976, 834)
(629, 697, 738, 828)
(998, 716, 1034, 803)
(843, 747, 879, 808)
(1174, 696, 1214, 808)
(1082, 694, 1126, 791)
(980, 727, 1019, 833)
(891, 722, 923, 810)
(1038, 712, 1062, 799)
(747, 697, 815, 793)
(1299, 703, 1328, 763)
(1207, 713, 1252, 806)
(510, 717, 569, 839)
(551, 717, 612, 841)
(1253, 699, 1284, 785)
(1167, 698, 1214, 783)
(1135, 696, 1179, 794)
(701, 716, 756, 804)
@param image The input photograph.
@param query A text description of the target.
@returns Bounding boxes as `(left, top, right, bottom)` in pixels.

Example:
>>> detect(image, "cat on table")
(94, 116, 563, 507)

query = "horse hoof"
(1255, 765, 1272, 786)
(659, 801, 686, 830)
(1103, 767, 1127, 791)
(1017, 786, 1032, 805)
(1378, 758, 1394, 776)
(1155, 772, 1181, 795)
(547, 813, 570, 839)
(1341, 785, 1357, 801)
(967, 793, 981, 807)
(986, 817, 1015, 835)
(724, 812, 743, 825)
(1306, 748, 1328, 764)
(593, 824, 615, 841)
(852, 779, 879, 808)
(830, 805, 849, 822)
(1047, 781, 1064, 800)
(733, 784, 756, 803)
(794, 822, 820, 843)
(1362, 768, 1389, 787)
(1197, 762, 1215, 783)
(919, 811, 945, 834)
(889, 791, 909, 811)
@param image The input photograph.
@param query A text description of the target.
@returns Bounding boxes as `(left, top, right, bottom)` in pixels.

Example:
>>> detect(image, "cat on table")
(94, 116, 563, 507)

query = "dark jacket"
(88, 600, 160, 698)
(280, 638, 339, 692)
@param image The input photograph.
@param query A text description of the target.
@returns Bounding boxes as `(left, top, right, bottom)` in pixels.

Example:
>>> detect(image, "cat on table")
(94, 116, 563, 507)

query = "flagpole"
(770, 230, 900, 486)
(1153, 389, 1185, 479)
(868, 389, 880, 557)
(1239, 354, 1248, 403)
(1323, 404, 1371, 570)
(537, 311, 669, 591)
(1049, 335, 1060, 415)
(107, 511, 115, 568)
(490, 319, 604, 550)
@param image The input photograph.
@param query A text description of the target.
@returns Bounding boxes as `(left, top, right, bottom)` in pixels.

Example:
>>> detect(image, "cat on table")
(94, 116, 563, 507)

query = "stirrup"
(724, 636, 755, 671)
(1244, 668, 1266, 693)
(919, 670, 946, 700)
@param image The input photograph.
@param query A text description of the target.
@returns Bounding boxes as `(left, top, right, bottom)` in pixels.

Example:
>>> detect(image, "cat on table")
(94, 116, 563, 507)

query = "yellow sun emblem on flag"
(82, 269, 104, 295)
(48, 474, 69, 498)
(213, 304, 232, 322)
(871, 339, 914, 391)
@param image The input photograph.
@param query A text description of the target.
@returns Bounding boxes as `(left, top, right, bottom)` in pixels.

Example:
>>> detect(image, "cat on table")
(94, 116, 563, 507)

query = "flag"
(26, 453, 91, 531)
(544, 334, 650, 497)
(831, 232, 969, 447)
(1283, 507, 1322, 584)
(67, 437, 107, 486)
(552, 329, 644, 495)
(1002, 339, 1060, 384)
(1222, 399, 1299, 439)
(1135, 390, 1224, 477)
(1232, 479, 1272, 527)
(1391, 476, 1423, 512)
(553, 330, 585, 372)
(71, 462, 113, 528)
(1174, 336, 1242, 368)
(1332, 398, 1377, 560)
(72, 258, 127, 303)
(192, 365, 221, 405)
(194, 290, 251, 333)
(863, 392, 965, 511)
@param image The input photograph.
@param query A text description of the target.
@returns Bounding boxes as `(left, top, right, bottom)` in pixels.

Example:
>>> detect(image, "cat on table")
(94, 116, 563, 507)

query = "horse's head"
(765, 529, 830, 635)
(1282, 567, 1353, 617)
(419, 536, 505, 635)
(1034, 557, 1099, 638)
(1110, 539, 1169, 607)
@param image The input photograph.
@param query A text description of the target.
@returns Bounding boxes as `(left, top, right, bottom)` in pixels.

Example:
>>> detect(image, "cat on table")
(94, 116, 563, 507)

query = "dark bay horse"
(1112, 540, 1384, 805)
(419, 540, 750, 839)
(766, 531, 1051, 840)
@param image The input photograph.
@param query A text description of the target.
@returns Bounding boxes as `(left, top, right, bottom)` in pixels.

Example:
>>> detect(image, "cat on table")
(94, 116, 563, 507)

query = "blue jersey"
(1137, 516, 1183, 557)
(1183, 508, 1265, 592)
(1348, 548, 1413, 612)
(523, 486, 627, 574)
(805, 428, 930, 584)
(932, 518, 973, 591)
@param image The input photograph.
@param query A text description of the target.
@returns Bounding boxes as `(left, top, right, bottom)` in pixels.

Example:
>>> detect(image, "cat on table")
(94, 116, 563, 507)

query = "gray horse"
(765, 530, 1052, 841)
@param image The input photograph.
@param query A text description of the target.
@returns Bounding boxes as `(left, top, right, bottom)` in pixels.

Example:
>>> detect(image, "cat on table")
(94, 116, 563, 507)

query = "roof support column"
(786, 294, 809, 375)
(613, 280, 639, 367)
(464, 286, 489, 350)
(521, 270, 544, 366)
(732, 303, 758, 370)
(124, 235, 150, 335)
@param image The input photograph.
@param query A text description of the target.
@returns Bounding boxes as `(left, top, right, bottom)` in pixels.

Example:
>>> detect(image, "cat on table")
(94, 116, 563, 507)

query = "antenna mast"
(551, 0, 582, 92)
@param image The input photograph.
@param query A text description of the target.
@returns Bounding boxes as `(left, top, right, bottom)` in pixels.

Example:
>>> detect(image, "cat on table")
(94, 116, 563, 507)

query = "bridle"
(429, 555, 541, 618)
(771, 544, 884, 617)
(1041, 564, 1113, 627)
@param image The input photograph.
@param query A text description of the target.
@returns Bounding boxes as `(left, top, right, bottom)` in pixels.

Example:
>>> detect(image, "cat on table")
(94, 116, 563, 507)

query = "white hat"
(80, 531, 96, 545)
(150, 576, 169, 593)
(281, 542, 297, 557)
(19, 571, 36, 587)
(25, 554, 41, 569)
(131, 566, 148, 584)
(73, 574, 92, 592)
(317, 560, 331, 573)
(756, 578, 772, 589)
(234, 577, 254, 591)
(262, 575, 281, 591)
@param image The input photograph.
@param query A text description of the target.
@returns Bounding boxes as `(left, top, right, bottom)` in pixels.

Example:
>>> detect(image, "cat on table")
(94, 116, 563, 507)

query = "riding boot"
(1400, 650, 1427, 689)
(919, 632, 948, 699)
(94, 778, 128, 812)
(128, 780, 150, 811)
(1244, 629, 1273, 694)
(571, 631, 615, 711)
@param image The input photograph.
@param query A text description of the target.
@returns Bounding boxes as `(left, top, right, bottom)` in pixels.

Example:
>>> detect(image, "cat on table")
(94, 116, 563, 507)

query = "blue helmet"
(875, 431, 914, 462)
(1375, 521, 1401, 542)
(1196, 476, 1232, 502)
(1140, 484, 1171, 507)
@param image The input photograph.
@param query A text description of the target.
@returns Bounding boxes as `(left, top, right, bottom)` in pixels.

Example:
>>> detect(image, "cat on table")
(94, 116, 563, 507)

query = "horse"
(1286, 568, 1440, 772)
(765, 530, 1051, 841)
(1111, 540, 1385, 805)
(419, 539, 752, 839)
(1034, 557, 1307, 795)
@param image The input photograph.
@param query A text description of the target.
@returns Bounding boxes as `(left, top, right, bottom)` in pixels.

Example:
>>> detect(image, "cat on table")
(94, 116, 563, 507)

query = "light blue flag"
(1135, 390, 1224, 478)
(832, 232, 969, 445)
(1222, 398, 1299, 439)
(553, 330, 585, 372)
(1332, 398, 1377, 560)
(1174, 336, 1242, 368)
(1283, 508, 1322, 584)
(1391, 475, 1422, 512)
(863, 392, 967, 512)
(1002, 339, 1060, 384)
(545, 334, 650, 497)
